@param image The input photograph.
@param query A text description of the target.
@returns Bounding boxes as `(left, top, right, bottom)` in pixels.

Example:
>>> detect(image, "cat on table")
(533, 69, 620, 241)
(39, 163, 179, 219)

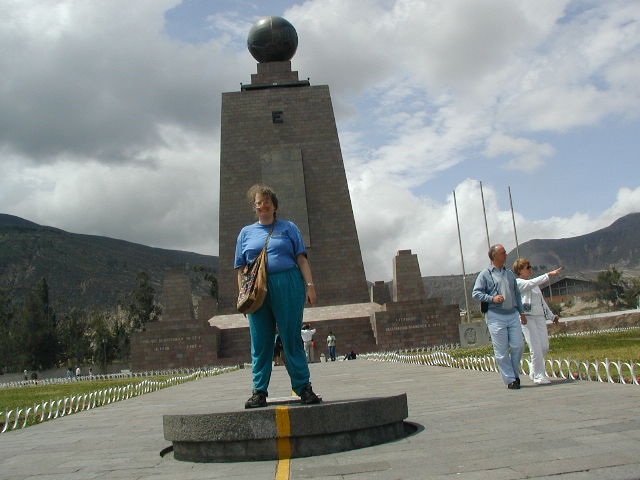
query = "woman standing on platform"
(513, 259, 563, 384)
(235, 184, 321, 408)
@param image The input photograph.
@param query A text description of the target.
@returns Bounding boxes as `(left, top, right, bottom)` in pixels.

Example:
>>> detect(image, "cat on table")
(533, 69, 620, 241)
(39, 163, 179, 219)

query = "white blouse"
(516, 274, 554, 318)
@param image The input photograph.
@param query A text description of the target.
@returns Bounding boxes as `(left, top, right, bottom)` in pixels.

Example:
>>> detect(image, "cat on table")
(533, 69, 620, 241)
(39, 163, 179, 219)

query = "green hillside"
(0, 214, 218, 313)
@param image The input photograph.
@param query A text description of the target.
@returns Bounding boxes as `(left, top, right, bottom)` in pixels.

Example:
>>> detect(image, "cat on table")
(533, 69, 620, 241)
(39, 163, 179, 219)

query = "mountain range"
(506, 212, 640, 273)
(1, 212, 638, 314)
(0, 214, 217, 313)
(425, 212, 640, 309)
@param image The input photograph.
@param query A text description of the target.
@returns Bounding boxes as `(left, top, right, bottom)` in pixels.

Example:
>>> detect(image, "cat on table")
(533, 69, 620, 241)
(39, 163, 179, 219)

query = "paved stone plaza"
(1, 360, 639, 479)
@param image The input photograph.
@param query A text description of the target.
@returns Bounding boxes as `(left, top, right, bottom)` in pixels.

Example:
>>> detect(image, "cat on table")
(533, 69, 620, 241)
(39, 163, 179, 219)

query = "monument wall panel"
(130, 322, 220, 371)
(260, 147, 310, 246)
(371, 301, 460, 350)
(393, 250, 427, 302)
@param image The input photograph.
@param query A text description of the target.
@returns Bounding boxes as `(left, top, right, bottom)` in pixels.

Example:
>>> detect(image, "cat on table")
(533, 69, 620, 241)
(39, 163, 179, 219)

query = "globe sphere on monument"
(247, 16, 298, 63)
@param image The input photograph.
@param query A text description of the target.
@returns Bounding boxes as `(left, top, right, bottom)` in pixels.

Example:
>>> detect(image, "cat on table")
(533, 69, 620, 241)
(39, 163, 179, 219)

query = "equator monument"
(132, 16, 461, 369)
(216, 15, 369, 311)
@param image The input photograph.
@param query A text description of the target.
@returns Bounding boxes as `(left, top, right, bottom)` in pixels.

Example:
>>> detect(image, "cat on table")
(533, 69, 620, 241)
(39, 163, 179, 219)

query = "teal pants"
(248, 267, 310, 394)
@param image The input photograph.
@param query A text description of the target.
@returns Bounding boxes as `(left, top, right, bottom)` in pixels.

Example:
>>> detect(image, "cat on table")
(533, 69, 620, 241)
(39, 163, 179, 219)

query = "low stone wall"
(548, 312, 640, 335)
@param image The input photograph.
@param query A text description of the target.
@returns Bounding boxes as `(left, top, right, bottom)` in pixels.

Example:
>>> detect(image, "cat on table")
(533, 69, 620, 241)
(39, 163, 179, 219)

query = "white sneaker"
(534, 377, 551, 385)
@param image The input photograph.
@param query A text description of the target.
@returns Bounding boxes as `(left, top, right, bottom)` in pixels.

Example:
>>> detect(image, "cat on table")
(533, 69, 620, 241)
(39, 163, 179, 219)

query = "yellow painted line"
(275, 457, 291, 480)
(275, 405, 292, 480)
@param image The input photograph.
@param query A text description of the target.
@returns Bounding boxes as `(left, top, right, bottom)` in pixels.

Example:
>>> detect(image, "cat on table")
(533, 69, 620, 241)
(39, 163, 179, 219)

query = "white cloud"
(1, 127, 220, 255)
(485, 133, 555, 172)
(1, 0, 640, 287)
(0, 0, 242, 162)
(602, 186, 640, 221)
(352, 179, 640, 281)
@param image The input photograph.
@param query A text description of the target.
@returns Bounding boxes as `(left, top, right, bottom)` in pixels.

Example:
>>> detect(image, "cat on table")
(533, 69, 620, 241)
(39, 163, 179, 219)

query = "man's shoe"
(514, 377, 521, 387)
(507, 381, 520, 389)
(534, 377, 551, 385)
(245, 389, 268, 408)
(298, 384, 321, 404)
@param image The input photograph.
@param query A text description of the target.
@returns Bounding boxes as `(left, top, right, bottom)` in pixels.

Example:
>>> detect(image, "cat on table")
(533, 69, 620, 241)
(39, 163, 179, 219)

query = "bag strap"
(264, 220, 276, 249)
(258, 221, 276, 271)
(487, 268, 497, 294)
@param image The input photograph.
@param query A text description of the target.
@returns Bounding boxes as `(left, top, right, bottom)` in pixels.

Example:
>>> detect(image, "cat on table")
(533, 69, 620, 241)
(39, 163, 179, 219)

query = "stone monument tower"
(217, 16, 369, 311)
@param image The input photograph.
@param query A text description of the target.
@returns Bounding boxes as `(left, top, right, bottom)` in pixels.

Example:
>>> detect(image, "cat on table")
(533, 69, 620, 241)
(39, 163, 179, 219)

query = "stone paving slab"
(1, 361, 639, 479)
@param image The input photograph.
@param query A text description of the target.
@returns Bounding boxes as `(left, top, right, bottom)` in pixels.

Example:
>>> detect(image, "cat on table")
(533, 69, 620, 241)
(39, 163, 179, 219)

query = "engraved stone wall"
(371, 250, 461, 350)
(130, 271, 219, 370)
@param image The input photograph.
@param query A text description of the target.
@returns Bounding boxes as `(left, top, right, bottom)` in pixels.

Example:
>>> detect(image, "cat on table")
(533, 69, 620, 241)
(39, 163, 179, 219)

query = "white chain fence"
(0, 365, 239, 434)
(362, 326, 640, 387)
(0, 366, 223, 389)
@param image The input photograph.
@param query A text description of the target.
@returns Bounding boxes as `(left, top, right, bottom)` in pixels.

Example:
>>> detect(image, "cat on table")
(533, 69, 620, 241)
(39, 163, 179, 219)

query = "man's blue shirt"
(234, 220, 306, 273)
(472, 265, 524, 314)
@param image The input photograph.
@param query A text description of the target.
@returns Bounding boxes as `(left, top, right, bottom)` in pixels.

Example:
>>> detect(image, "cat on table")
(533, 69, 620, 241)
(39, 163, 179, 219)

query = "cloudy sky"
(2, 0, 639, 282)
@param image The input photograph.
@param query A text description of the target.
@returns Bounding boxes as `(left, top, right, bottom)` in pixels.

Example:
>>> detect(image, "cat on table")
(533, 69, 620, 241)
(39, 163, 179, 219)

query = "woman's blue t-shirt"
(234, 220, 306, 273)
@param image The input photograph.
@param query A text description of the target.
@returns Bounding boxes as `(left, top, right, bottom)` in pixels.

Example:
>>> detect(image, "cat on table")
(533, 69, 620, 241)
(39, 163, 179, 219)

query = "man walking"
(301, 323, 316, 363)
(327, 331, 337, 361)
(472, 244, 527, 389)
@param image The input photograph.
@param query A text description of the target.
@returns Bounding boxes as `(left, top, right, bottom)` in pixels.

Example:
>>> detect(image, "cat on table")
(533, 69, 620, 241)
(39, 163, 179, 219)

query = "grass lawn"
(447, 329, 640, 362)
(0, 376, 172, 414)
(447, 328, 640, 381)
(1, 367, 239, 432)
(549, 330, 640, 362)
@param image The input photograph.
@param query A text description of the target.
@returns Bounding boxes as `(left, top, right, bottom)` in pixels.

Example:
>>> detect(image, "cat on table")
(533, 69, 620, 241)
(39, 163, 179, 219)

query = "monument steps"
(304, 316, 378, 356)
(215, 316, 378, 364)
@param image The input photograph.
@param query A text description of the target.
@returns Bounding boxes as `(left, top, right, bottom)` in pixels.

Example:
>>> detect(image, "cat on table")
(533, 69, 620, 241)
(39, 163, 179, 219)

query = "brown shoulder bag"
(236, 222, 275, 314)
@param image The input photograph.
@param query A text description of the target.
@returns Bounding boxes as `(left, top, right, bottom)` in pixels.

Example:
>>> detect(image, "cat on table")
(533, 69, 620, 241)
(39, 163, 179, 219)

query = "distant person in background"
(66, 367, 73, 378)
(327, 331, 337, 361)
(75, 366, 81, 377)
(513, 259, 563, 384)
(344, 350, 357, 360)
(301, 324, 316, 363)
(273, 333, 284, 366)
(472, 244, 527, 390)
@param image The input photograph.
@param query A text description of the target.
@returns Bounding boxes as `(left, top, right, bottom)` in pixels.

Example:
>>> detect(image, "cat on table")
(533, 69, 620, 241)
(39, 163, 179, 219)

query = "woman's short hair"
(247, 184, 279, 211)
(512, 258, 530, 276)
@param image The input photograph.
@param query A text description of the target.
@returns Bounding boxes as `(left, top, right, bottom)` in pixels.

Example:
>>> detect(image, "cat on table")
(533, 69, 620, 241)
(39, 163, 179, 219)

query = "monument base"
(163, 394, 410, 462)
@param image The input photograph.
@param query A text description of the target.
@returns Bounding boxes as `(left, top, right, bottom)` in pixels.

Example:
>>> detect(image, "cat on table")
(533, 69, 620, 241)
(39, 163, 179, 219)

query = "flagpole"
(453, 190, 471, 323)
(480, 181, 490, 249)
(508, 186, 520, 258)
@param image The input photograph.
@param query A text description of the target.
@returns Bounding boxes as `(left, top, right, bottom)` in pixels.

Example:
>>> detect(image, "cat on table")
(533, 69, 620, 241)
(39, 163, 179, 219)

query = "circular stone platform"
(163, 393, 410, 462)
